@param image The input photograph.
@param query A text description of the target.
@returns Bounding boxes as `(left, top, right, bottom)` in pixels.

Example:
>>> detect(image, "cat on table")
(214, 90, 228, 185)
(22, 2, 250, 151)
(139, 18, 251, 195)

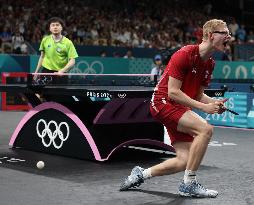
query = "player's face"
(49, 22, 62, 35)
(211, 25, 231, 51)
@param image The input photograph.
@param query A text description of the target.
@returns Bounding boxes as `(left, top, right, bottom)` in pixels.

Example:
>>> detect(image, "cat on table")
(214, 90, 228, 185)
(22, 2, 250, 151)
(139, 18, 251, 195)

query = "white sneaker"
(119, 166, 144, 191)
(179, 180, 218, 198)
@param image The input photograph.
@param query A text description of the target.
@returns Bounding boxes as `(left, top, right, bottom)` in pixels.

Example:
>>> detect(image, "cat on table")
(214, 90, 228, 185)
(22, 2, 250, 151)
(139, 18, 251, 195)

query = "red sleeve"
(168, 50, 190, 81)
(202, 60, 215, 87)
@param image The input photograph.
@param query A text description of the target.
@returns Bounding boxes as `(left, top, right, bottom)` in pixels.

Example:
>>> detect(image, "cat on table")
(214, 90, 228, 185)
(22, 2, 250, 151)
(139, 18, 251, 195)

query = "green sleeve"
(39, 37, 46, 51)
(67, 41, 78, 59)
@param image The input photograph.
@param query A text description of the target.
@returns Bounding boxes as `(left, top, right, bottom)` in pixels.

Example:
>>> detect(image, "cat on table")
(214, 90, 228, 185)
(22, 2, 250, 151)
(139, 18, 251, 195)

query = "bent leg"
(177, 110, 213, 171)
(150, 141, 191, 176)
(119, 142, 191, 191)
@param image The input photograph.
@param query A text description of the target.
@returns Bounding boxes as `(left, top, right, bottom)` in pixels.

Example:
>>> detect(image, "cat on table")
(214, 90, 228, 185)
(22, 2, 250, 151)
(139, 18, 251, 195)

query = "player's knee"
(200, 124, 213, 140)
(205, 124, 213, 140)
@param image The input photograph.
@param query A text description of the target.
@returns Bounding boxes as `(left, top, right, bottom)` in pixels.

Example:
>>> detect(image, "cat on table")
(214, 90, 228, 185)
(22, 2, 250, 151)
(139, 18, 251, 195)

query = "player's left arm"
(197, 62, 227, 113)
(59, 58, 75, 73)
(58, 40, 78, 73)
(196, 86, 216, 104)
(196, 86, 227, 113)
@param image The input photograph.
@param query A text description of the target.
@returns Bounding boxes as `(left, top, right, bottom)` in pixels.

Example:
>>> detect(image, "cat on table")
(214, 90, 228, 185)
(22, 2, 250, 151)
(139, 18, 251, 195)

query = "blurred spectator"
(204, 2, 212, 15)
(123, 49, 134, 59)
(100, 50, 107, 57)
(20, 43, 28, 55)
(113, 51, 120, 58)
(212, 51, 230, 61)
(193, 25, 203, 44)
(12, 31, 25, 54)
(228, 18, 239, 38)
(225, 45, 233, 61)
(150, 54, 164, 81)
(247, 30, 254, 43)
(236, 25, 246, 43)
(0, 26, 12, 53)
(77, 26, 86, 45)
(0, 0, 252, 55)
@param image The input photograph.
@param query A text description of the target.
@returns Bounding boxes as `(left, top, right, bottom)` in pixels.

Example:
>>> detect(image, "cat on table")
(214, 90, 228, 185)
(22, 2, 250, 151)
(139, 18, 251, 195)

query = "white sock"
(183, 170, 197, 184)
(142, 168, 152, 179)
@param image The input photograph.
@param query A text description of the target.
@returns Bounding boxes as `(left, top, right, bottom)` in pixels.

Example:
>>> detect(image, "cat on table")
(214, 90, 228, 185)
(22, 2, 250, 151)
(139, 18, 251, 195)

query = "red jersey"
(151, 45, 215, 107)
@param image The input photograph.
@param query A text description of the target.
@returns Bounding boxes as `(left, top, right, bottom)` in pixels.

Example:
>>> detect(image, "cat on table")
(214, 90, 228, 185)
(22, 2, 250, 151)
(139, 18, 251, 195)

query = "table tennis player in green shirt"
(34, 17, 78, 74)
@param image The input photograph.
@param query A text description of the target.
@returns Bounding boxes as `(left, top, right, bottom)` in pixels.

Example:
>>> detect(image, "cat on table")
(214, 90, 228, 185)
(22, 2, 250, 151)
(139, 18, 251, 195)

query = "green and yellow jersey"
(39, 35, 78, 71)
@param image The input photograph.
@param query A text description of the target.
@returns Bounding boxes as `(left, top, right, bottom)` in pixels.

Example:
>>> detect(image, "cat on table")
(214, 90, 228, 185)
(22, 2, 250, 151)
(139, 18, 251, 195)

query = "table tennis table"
(0, 73, 225, 161)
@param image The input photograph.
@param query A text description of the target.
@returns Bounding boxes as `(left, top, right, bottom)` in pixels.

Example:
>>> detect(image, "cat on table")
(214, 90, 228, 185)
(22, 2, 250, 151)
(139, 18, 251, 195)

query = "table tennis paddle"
(225, 108, 239, 115)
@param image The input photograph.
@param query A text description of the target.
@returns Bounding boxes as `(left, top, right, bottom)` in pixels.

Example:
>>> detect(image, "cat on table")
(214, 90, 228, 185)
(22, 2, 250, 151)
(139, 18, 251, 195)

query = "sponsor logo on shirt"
(192, 67, 197, 74)
(205, 70, 209, 78)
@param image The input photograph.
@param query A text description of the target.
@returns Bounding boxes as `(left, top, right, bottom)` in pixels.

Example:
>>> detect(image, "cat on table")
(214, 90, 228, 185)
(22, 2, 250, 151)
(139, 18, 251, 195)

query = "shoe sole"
(119, 179, 144, 191)
(179, 191, 218, 198)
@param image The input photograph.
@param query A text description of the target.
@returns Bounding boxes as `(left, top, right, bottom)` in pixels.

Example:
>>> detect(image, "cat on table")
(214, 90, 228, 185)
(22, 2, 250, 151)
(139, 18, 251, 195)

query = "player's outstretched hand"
(202, 102, 225, 114)
(33, 73, 38, 81)
(216, 98, 228, 114)
(57, 70, 65, 76)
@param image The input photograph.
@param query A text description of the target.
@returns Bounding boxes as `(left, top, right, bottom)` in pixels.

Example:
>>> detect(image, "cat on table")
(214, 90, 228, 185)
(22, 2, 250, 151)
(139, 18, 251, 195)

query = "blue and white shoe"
(119, 166, 144, 191)
(179, 180, 218, 198)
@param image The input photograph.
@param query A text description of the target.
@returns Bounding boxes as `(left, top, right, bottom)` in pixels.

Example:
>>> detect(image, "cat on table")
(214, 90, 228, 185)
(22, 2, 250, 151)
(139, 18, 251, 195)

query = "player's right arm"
(34, 51, 45, 73)
(34, 36, 47, 74)
(167, 49, 220, 114)
(167, 77, 220, 114)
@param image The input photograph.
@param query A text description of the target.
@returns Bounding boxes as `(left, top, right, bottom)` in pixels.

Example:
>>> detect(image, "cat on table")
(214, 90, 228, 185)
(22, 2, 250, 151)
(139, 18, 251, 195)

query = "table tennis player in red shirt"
(120, 19, 231, 198)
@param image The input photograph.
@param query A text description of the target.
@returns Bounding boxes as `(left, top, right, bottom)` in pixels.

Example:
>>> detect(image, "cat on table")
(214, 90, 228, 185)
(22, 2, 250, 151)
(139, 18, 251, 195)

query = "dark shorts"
(150, 101, 194, 145)
(40, 67, 56, 73)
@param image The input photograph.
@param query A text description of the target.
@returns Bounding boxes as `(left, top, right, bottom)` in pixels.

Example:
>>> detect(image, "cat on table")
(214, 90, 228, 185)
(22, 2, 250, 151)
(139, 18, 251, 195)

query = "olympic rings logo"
(215, 92, 223, 97)
(36, 119, 70, 149)
(71, 60, 104, 74)
(118, 93, 127, 98)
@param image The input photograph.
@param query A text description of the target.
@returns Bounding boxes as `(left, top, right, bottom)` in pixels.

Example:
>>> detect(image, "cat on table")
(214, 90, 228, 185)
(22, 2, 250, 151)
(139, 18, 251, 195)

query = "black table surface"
(0, 84, 225, 97)
(0, 84, 154, 91)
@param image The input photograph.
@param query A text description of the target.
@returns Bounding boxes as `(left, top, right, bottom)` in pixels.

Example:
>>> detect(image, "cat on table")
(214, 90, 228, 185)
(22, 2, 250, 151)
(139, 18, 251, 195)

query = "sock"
(142, 168, 152, 179)
(183, 170, 197, 184)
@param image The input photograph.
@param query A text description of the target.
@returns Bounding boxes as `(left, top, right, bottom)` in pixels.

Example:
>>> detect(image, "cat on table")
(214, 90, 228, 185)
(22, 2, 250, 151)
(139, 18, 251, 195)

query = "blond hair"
(202, 19, 227, 40)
